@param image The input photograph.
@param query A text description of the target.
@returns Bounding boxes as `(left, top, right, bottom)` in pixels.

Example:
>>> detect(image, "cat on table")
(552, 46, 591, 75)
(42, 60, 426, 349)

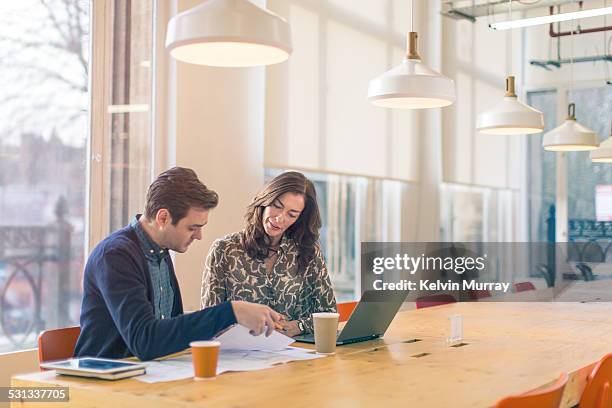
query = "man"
(74, 167, 281, 361)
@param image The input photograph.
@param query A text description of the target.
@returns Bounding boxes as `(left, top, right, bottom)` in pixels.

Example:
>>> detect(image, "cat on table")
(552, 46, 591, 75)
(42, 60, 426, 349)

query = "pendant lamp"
(367, 1, 455, 109)
(476, 75, 544, 134)
(542, 2, 599, 152)
(165, 0, 292, 67)
(543, 103, 599, 151)
(476, 0, 544, 135)
(590, 122, 612, 162)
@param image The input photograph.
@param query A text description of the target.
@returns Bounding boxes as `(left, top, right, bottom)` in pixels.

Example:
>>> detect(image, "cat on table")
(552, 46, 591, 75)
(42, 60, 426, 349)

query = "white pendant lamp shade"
(368, 32, 455, 109)
(590, 140, 612, 162)
(543, 104, 599, 151)
(165, 0, 292, 67)
(590, 122, 612, 162)
(476, 76, 544, 135)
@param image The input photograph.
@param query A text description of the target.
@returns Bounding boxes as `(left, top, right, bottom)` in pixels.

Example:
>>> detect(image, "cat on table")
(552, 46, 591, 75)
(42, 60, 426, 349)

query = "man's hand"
(230, 301, 282, 337)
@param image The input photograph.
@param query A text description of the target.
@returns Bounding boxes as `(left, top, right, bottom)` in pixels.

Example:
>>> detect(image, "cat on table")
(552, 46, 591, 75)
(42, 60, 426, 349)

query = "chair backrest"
(495, 372, 568, 408)
(38, 326, 81, 367)
(337, 301, 357, 322)
(514, 281, 536, 292)
(580, 353, 612, 408)
(416, 294, 456, 309)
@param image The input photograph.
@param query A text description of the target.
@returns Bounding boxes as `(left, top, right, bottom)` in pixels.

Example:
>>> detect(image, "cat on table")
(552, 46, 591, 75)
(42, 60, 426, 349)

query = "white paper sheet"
(136, 347, 324, 383)
(214, 324, 295, 351)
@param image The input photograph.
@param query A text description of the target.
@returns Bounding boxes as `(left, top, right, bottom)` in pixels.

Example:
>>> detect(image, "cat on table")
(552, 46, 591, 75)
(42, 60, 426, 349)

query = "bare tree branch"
(0, 36, 72, 54)
(39, 0, 71, 45)
(10, 63, 87, 93)
(0, 0, 90, 149)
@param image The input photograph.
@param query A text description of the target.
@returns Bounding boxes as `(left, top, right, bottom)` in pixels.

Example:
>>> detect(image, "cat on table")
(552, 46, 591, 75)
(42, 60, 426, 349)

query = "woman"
(201, 171, 337, 336)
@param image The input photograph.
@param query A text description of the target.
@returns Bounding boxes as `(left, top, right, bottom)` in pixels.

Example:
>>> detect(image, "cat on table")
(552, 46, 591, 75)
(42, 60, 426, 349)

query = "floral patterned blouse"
(201, 232, 337, 334)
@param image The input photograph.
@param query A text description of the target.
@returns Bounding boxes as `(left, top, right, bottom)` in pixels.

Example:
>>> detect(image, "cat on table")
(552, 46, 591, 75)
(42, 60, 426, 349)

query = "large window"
(0, 0, 154, 353)
(526, 86, 612, 281)
(566, 87, 612, 278)
(527, 86, 612, 244)
(0, 0, 89, 353)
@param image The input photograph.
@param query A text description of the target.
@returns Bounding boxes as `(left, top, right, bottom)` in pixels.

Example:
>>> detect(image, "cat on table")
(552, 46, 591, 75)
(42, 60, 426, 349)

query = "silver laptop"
(294, 290, 409, 345)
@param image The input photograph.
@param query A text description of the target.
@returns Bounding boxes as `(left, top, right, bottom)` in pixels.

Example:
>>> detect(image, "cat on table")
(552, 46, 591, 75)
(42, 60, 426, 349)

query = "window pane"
(440, 184, 519, 242)
(0, 0, 89, 352)
(108, 1, 153, 231)
(527, 90, 558, 242)
(567, 87, 612, 222)
(566, 87, 612, 280)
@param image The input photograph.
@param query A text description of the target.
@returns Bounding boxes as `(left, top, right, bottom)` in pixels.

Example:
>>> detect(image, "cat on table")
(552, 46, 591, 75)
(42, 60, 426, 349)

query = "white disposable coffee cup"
(312, 312, 340, 354)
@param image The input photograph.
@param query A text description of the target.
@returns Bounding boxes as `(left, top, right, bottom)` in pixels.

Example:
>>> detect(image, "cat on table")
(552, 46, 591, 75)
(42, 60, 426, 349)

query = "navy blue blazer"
(74, 225, 236, 361)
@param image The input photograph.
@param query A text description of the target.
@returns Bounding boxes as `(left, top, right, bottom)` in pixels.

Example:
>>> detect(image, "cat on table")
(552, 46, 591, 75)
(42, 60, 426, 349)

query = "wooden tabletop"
(11, 302, 612, 407)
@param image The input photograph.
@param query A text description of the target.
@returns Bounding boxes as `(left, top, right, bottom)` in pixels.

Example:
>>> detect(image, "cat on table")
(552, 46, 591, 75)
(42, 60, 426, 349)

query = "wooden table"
(11, 302, 612, 407)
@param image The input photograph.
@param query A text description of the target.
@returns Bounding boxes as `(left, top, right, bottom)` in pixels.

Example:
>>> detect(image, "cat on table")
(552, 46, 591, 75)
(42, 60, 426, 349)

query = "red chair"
(494, 372, 568, 408)
(580, 353, 612, 408)
(38, 326, 81, 368)
(514, 282, 536, 292)
(337, 301, 357, 322)
(416, 294, 456, 309)
(469, 289, 491, 300)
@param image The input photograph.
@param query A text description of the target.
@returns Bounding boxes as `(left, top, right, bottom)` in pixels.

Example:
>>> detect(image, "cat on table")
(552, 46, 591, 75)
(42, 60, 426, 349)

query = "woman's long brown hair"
(241, 171, 322, 270)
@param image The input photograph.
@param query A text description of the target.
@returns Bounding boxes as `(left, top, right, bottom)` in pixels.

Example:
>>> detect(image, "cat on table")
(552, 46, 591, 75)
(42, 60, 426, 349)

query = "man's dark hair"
(144, 167, 218, 225)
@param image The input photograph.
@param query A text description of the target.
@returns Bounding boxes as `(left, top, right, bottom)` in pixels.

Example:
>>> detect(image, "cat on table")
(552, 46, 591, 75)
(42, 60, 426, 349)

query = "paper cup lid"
(312, 312, 340, 318)
(190, 340, 221, 348)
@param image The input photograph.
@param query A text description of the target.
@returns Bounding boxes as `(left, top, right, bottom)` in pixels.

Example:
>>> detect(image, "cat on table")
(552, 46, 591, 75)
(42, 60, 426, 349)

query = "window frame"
(87, 0, 160, 252)
(87, 0, 113, 253)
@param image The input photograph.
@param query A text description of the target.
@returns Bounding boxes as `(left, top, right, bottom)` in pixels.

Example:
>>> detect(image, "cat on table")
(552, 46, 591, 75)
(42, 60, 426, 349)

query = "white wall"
(265, 0, 421, 182)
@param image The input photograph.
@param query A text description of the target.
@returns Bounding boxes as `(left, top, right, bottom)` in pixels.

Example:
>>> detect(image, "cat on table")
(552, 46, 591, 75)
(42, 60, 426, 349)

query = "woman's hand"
(276, 320, 302, 337)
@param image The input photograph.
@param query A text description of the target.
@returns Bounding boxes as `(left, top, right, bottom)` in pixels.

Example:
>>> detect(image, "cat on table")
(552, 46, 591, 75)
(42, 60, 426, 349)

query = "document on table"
(215, 324, 294, 351)
(137, 347, 324, 383)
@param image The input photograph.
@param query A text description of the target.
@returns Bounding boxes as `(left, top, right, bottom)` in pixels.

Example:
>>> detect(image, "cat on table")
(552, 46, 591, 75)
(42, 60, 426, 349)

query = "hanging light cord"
(509, 0, 513, 75)
(570, 0, 575, 107)
(410, 0, 414, 32)
(605, 0, 610, 84)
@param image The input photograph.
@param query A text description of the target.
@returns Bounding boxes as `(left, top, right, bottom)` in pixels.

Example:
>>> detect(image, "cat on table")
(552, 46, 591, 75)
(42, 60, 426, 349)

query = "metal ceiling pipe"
(548, 5, 612, 37)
